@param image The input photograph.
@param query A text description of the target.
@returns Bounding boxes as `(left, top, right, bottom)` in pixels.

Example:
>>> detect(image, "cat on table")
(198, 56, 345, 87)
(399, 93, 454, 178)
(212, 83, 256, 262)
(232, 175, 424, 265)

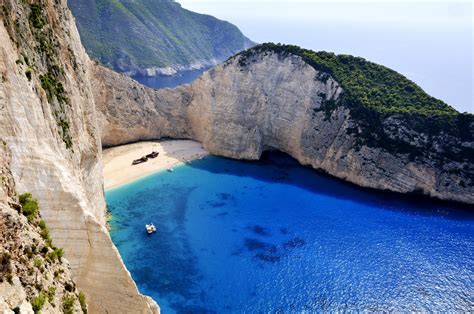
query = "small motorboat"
(167, 168, 173, 172)
(145, 223, 156, 234)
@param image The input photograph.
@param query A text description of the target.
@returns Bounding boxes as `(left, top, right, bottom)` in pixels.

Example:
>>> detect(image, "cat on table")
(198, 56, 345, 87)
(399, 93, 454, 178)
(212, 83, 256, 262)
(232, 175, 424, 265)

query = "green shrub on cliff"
(39, 72, 67, 104)
(62, 293, 75, 314)
(38, 71, 73, 149)
(31, 291, 46, 313)
(78, 291, 87, 313)
(23, 1, 74, 150)
(19, 193, 33, 204)
(47, 286, 56, 304)
(47, 248, 64, 263)
(19, 193, 39, 222)
(29, 4, 45, 29)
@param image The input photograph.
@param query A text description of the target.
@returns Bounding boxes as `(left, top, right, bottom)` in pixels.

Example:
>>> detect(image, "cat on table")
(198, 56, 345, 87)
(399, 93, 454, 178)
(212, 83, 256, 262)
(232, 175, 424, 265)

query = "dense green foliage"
(236, 44, 473, 161)
(33, 258, 43, 269)
(78, 291, 87, 313)
(238, 43, 456, 115)
(62, 293, 75, 314)
(39, 72, 67, 104)
(31, 291, 46, 313)
(38, 219, 55, 248)
(19, 193, 39, 222)
(47, 247, 65, 263)
(68, 0, 253, 72)
(47, 286, 56, 304)
(29, 4, 45, 29)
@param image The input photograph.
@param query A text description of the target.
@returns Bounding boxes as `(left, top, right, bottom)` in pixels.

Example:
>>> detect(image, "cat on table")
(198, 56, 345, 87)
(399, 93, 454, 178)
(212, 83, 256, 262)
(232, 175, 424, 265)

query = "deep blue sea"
(106, 153, 474, 312)
(133, 68, 208, 90)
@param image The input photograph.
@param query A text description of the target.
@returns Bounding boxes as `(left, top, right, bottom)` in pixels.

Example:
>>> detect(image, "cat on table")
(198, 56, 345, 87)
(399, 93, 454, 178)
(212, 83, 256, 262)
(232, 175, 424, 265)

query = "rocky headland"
(95, 45, 474, 205)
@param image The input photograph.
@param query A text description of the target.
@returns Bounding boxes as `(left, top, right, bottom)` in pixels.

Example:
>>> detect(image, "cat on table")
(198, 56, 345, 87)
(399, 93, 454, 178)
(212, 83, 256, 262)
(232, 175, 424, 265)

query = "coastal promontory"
(96, 44, 474, 204)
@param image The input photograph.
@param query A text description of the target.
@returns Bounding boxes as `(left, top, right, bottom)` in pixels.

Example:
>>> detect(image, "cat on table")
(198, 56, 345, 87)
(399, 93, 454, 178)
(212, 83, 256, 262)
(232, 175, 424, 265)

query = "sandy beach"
(103, 140, 209, 190)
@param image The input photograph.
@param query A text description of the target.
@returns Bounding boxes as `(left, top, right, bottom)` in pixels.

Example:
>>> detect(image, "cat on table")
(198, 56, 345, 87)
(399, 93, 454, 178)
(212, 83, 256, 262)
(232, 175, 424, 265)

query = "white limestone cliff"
(95, 52, 474, 205)
(0, 0, 158, 312)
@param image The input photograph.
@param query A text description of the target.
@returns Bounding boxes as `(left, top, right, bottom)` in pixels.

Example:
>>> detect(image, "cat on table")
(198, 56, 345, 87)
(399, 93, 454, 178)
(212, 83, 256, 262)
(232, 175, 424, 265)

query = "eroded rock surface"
(0, 1, 158, 312)
(0, 141, 85, 313)
(95, 51, 474, 204)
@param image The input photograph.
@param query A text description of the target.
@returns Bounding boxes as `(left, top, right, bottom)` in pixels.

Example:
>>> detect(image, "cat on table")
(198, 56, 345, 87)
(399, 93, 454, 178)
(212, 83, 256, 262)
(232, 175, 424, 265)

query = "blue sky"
(178, 0, 473, 113)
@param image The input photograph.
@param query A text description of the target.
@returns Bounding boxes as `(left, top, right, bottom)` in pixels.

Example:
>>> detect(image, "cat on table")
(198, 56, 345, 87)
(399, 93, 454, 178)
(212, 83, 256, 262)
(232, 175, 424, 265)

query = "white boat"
(167, 168, 174, 172)
(145, 223, 156, 234)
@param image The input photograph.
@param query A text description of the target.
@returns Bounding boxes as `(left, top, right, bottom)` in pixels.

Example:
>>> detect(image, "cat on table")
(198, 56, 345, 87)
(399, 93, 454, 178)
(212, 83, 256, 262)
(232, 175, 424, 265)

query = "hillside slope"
(68, 0, 254, 76)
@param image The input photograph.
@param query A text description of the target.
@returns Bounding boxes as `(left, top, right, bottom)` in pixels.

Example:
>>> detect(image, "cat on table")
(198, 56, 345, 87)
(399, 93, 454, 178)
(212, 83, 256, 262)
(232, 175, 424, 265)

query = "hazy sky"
(178, 0, 473, 113)
(179, 0, 471, 25)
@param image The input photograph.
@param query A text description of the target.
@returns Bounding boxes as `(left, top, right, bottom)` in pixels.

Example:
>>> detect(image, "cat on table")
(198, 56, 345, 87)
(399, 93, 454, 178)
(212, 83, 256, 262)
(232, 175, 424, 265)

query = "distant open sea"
(133, 68, 208, 90)
(106, 153, 474, 312)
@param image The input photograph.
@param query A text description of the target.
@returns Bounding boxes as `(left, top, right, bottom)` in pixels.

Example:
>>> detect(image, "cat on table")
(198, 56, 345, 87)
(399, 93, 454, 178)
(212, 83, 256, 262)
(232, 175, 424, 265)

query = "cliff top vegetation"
(234, 43, 473, 161)
(237, 43, 461, 116)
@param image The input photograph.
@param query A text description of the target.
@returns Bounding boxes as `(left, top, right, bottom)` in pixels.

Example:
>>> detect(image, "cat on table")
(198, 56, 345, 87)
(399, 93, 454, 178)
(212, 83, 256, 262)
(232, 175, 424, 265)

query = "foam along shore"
(103, 140, 209, 190)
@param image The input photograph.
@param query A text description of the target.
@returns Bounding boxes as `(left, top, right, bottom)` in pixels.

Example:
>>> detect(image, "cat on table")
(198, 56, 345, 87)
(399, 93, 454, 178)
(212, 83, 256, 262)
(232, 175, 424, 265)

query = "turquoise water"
(106, 153, 474, 312)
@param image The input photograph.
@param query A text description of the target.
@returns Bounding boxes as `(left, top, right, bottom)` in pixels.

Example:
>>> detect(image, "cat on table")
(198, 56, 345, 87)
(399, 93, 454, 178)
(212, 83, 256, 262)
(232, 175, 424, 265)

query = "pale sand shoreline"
(102, 140, 209, 190)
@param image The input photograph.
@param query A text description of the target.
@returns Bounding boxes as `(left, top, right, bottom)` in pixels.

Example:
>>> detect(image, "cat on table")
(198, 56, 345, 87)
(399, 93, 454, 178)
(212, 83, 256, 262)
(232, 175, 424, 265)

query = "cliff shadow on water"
(180, 150, 474, 221)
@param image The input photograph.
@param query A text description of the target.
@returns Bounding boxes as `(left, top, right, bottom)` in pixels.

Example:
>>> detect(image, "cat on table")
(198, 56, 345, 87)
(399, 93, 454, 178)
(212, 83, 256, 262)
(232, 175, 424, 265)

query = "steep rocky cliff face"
(0, 0, 158, 312)
(1, 144, 85, 313)
(96, 50, 474, 205)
